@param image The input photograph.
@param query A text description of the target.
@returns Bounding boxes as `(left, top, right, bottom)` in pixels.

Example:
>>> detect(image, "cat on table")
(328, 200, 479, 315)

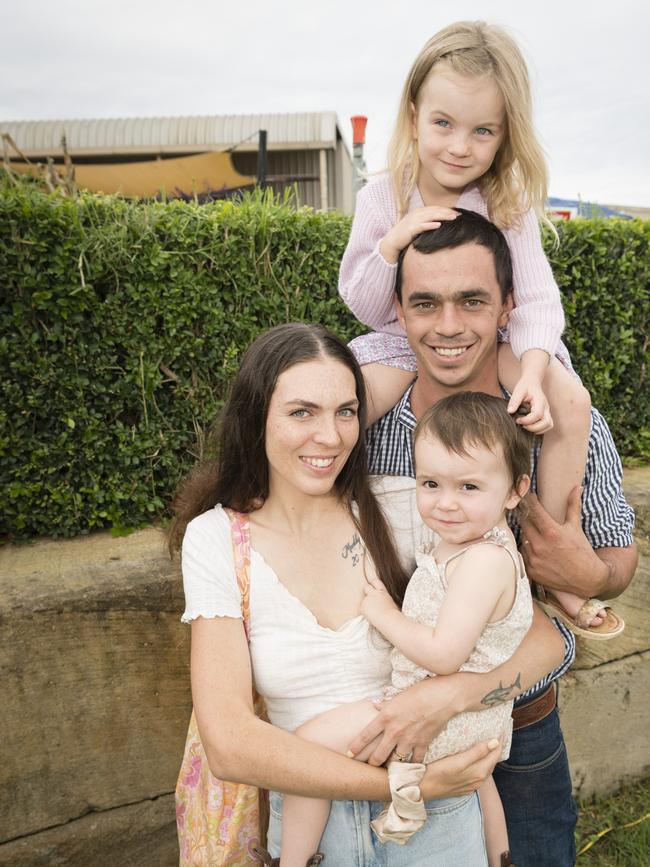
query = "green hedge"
(549, 217, 649, 457)
(1, 179, 648, 540)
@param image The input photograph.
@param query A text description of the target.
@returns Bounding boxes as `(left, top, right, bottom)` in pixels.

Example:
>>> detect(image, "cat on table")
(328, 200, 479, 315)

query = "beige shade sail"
(9, 151, 255, 197)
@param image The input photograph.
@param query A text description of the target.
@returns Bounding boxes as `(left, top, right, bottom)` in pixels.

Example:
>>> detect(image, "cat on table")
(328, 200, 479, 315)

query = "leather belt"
(512, 683, 557, 731)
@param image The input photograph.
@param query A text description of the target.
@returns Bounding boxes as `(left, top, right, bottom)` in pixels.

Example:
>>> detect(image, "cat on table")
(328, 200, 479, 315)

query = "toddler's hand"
(507, 374, 553, 434)
(360, 575, 398, 623)
(380, 207, 458, 263)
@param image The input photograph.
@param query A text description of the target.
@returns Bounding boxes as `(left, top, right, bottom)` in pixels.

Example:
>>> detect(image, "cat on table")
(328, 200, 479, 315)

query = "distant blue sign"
(547, 197, 633, 220)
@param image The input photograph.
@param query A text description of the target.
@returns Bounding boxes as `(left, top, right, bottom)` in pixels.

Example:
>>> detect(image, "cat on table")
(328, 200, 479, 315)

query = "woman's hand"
(360, 574, 399, 626)
(380, 207, 459, 263)
(420, 739, 502, 800)
(347, 675, 464, 765)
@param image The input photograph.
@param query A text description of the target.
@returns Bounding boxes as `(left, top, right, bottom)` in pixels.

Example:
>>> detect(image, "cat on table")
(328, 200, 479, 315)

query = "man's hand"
(346, 676, 462, 766)
(520, 487, 608, 597)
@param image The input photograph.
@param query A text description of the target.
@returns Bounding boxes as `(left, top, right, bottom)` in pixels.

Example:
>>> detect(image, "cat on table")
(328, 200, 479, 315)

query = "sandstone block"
(0, 529, 191, 843)
(559, 650, 650, 798)
(0, 794, 177, 867)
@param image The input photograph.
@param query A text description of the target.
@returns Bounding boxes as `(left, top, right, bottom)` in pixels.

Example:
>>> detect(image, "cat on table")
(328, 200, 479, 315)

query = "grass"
(576, 777, 650, 865)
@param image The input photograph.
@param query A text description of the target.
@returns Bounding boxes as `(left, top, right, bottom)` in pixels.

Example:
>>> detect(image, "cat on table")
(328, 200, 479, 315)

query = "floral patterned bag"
(175, 509, 268, 865)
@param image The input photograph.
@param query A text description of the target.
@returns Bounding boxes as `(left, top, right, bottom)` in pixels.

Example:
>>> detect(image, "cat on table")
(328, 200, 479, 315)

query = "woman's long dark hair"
(169, 323, 409, 603)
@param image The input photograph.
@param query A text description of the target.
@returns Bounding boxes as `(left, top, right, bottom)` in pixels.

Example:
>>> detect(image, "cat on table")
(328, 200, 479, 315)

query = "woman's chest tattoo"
(341, 532, 363, 567)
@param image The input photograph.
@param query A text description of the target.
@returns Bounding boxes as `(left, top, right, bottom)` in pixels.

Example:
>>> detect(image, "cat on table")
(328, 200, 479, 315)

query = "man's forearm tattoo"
(341, 532, 362, 567)
(480, 673, 522, 708)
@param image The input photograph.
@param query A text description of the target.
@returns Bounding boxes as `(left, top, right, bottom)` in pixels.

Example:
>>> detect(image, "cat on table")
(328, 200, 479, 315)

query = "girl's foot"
(536, 586, 625, 640)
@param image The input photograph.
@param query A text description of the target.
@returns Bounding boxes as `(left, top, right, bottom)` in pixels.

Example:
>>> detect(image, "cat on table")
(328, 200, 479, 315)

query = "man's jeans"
(493, 706, 577, 866)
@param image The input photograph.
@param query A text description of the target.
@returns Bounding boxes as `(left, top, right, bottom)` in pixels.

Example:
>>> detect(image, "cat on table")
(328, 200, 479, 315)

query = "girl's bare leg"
(281, 700, 379, 867)
(363, 363, 415, 426)
(498, 346, 591, 523)
(498, 347, 604, 624)
(478, 775, 509, 867)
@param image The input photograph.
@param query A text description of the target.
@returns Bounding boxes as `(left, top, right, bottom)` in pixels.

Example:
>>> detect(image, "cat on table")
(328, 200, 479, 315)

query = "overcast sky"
(3, 0, 649, 206)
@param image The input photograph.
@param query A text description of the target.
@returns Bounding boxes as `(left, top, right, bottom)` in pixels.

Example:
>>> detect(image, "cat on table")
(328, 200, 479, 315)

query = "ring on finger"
(394, 750, 413, 762)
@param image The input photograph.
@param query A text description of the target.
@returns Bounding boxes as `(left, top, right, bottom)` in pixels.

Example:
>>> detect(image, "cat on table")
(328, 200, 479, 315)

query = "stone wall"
(559, 467, 650, 796)
(0, 530, 188, 866)
(1, 469, 648, 866)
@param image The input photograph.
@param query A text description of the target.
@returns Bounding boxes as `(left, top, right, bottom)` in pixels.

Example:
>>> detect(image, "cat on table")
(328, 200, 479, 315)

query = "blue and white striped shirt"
(366, 385, 635, 703)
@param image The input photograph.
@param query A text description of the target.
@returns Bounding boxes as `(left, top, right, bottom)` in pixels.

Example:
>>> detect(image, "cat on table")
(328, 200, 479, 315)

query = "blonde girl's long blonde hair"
(388, 21, 551, 230)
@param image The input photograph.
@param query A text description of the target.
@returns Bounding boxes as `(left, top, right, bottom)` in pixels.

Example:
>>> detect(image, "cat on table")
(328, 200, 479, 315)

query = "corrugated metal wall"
(232, 149, 322, 210)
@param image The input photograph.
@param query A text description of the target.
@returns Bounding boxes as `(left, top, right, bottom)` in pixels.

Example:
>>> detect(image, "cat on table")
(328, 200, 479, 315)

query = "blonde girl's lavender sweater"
(338, 174, 565, 361)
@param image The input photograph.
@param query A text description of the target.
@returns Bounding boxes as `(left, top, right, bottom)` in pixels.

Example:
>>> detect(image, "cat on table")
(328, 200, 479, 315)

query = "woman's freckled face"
(264, 357, 360, 499)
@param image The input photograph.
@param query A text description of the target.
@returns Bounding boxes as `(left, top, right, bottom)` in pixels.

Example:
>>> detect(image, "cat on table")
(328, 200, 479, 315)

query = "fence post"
(257, 129, 267, 188)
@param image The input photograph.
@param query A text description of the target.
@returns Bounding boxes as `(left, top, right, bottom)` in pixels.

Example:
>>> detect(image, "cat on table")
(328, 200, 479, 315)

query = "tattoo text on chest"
(480, 673, 522, 707)
(341, 532, 362, 567)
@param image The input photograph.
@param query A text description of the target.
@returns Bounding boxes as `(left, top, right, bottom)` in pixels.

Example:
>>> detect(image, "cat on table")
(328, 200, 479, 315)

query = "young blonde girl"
(280, 392, 535, 867)
(339, 20, 622, 637)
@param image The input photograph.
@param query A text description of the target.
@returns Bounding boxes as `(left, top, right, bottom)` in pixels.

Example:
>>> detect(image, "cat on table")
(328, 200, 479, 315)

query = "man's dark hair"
(395, 207, 513, 303)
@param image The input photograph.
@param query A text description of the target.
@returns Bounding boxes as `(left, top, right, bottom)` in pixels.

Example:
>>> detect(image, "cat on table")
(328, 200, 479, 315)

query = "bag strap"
(224, 507, 270, 839)
(225, 508, 253, 641)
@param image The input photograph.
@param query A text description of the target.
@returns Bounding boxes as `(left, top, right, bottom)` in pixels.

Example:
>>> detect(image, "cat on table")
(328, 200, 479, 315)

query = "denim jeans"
(268, 789, 487, 866)
(493, 706, 577, 866)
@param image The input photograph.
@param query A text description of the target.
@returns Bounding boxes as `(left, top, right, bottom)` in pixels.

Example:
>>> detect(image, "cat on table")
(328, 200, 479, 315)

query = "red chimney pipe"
(351, 115, 367, 146)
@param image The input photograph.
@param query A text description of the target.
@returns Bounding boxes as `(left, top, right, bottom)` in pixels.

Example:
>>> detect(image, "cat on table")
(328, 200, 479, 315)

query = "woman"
(170, 323, 564, 865)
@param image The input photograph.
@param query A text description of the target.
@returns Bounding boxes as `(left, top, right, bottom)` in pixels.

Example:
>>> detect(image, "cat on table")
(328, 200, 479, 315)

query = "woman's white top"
(181, 479, 433, 733)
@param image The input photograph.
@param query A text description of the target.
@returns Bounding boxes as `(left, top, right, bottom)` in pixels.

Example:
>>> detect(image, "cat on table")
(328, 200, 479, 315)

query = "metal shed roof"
(1, 112, 342, 158)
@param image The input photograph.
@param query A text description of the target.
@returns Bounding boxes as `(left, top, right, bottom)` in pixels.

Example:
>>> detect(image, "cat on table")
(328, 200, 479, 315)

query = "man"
(356, 209, 637, 866)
